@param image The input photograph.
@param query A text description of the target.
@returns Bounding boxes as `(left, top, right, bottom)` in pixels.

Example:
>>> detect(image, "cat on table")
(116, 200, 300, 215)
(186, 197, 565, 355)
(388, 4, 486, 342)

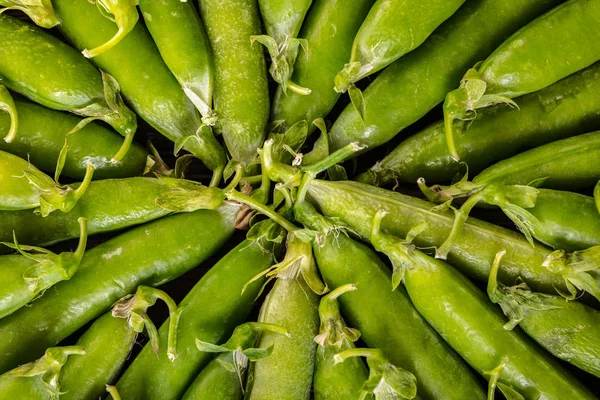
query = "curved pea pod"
(0, 14, 137, 161)
(0, 203, 239, 374)
(139, 0, 217, 126)
(444, 0, 600, 159)
(271, 0, 374, 130)
(197, 0, 269, 166)
(114, 227, 283, 400)
(0, 346, 84, 399)
(294, 201, 485, 400)
(313, 284, 371, 400)
(305, 179, 600, 300)
(334, 0, 465, 93)
(358, 62, 600, 187)
(59, 286, 183, 400)
(0, 150, 95, 216)
(255, 0, 312, 95)
(0, 217, 86, 320)
(488, 252, 600, 378)
(370, 217, 597, 400)
(0, 0, 58, 28)
(183, 322, 289, 400)
(52, 0, 226, 182)
(0, 99, 148, 180)
(328, 0, 563, 154)
(0, 84, 16, 143)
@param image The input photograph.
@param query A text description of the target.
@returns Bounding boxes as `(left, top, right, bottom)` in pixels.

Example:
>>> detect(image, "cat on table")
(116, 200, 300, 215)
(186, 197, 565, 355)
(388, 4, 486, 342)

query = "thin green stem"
(224, 165, 244, 192)
(73, 217, 88, 263)
(209, 166, 223, 188)
(334, 347, 380, 364)
(286, 80, 311, 96)
(73, 164, 95, 201)
(444, 111, 460, 161)
(0, 85, 17, 143)
(325, 284, 357, 302)
(487, 251, 505, 300)
(246, 322, 290, 337)
(111, 130, 135, 162)
(301, 142, 365, 176)
(106, 385, 122, 400)
(227, 190, 298, 233)
(436, 193, 482, 259)
(241, 174, 263, 185)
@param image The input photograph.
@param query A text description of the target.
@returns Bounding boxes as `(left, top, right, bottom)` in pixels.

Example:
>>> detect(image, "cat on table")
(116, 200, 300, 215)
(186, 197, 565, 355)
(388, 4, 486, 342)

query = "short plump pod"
(114, 235, 279, 400)
(0, 99, 148, 180)
(60, 286, 182, 400)
(358, 61, 600, 186)
(294, 202, 485, 400)
(0, 217, 86, 320)
(488, 253, 600, 378)
(327, 0, 563, 153)
(196, 0, 270, 166)
(0, 177, 176, 250)
(0, 346, 85, 399)
(52, 0, 226, 180)
(0, 14, 137, 159)
(0, 0, 59, 28)
(371, 221, 597, 400)
(444, 0, 600, 159)
(313, 284, 371, 400)
(333, 0, 465, 92)
(271, 0, 375, 130)
(0, 204, 239, 374)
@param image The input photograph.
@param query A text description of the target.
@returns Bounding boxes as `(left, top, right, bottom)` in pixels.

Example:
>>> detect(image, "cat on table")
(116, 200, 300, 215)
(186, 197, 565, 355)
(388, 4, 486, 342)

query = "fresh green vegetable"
(197, 0, 269, 166)
(327, 0, 563, 153)
(0, 204, 239, 374)
(358, 62, 600, 186)
(0, 0, 58, 28)
(0, 84, 16, 143)
(334, 0, 465, 93)
(0, 217, 86, 320)
(371, 214, 597, 399)
(0, 346, 84, 399)
(444, 0, 600, 159)
(595, 181, 600, 214)
(271, 0, 375, 130)
(488, 251, 600, 378)
(313, 284, 371, 400)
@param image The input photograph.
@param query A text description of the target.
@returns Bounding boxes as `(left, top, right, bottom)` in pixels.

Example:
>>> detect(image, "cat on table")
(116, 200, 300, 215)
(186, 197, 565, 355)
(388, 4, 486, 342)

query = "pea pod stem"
(226, 189, 298, 233)
(106, 385, 122, 400)
(82, 0, 139, 58)
(0, 85, 16, 143)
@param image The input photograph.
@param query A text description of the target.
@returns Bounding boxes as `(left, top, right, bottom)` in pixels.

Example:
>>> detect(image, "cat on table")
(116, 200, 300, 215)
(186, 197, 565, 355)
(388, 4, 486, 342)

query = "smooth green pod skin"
(0, 177, 174, 249)
(259, 0, 312, 44)
(473, 131, 600, 190)
(60, 312, 135, 400)
(180, 354, 242, 400)
(52, 0, 225, 174)
(0, 14, 136, 138)
(306, 180, 566, 294)
(402, 252, 595, 399)
(0, 205, 239, 374)
(306, 230, 485, 399)
(115, 239, 276, 400)
(246, 277, 320, 400)
(360, 62, 600, 186)
(271, 0, 375, 130)
(328, 0, 563, 152)
(197, 0, 269, 166)
(0, 100, 147, 180)
(334, 0, 465, 91)
(0, 150, 43, 210)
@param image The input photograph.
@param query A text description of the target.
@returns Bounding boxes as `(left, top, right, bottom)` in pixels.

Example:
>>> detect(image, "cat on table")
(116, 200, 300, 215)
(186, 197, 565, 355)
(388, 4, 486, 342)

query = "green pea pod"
(0, 346, 85, 399)
(197, 0, 269, 166)
(444, 0, 600, 160)
(0, 84, 16, 143)
(305, 179, 600, 300)
(0, 204, 239, 374)
(334, 0, 465, 93)
(0, 14, 137, 161)
(0, 217, 86, 319)
(595, 181, 600, 214)
(314, 284, 371, 400)
(370, 217, 596, 400)
(488, 252, 600, 378)
(0, 99, 148, 180)
(139, 0, 217, 125)
(328, 0, 562, 154)
(53, 0, 226, 182)
(358, 62, 600, 187)
(183, 322, 289, 400)
(271, 0, 374, 130)
(294, 201, 485, 400)
(0, 0, 58, 28)
(114, 227, 283, 400)
(60, 286, 183, 400)
(256, 0, 312, 95)
(0, 151, 95, 216)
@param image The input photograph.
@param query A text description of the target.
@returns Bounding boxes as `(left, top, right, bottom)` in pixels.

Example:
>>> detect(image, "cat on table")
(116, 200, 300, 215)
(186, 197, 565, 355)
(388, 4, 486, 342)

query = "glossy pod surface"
(314, 342, 369, 400)
(0, 150, 41, 210)
(327, 0, 562, 152)
(0, 255, 45, 318)
(0, 205, 238, 373)
(115, 238, 275, 400)
(0, 100, 147, 180)
(181, 354, 243, 400)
